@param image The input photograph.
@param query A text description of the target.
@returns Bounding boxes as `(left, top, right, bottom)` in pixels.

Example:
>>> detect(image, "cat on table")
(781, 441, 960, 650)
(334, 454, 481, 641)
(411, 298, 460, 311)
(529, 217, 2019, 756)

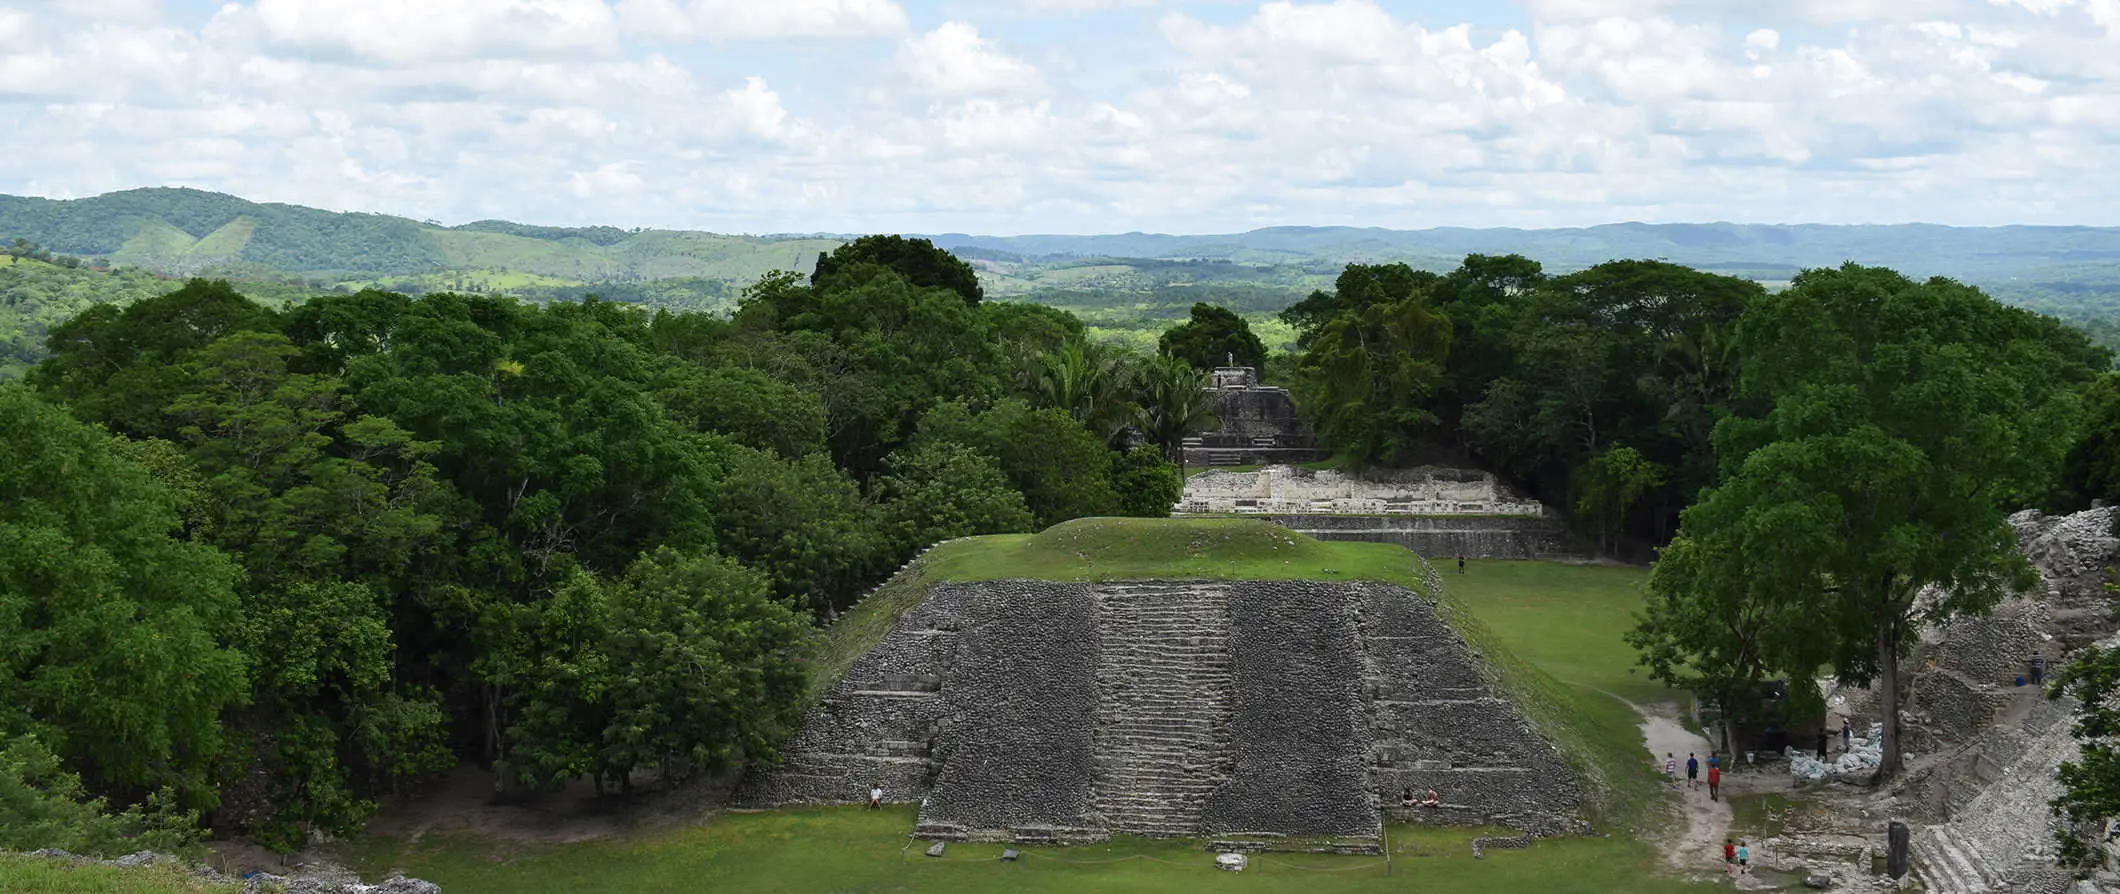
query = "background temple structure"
(1179, 367, 1329, 468)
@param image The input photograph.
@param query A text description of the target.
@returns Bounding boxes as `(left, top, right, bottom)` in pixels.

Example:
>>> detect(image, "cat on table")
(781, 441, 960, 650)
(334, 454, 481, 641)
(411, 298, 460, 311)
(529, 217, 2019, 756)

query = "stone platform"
(742, 578, 1581, 846)
(1177, 466, 1587, 560)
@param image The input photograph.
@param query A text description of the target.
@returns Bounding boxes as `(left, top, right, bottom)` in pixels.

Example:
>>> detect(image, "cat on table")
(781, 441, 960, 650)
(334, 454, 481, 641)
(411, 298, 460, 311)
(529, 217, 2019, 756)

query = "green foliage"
(1111, 446, 1183, 518)
(1635, 265, 2100, 776)
(811, 235, 984, 306)
(0, 258, 185, 379)
(707, 443, 885, 612)
(487, 551, 809, 792)
(1573, 446, 1665, 556)
(2050, 628, 2120, 870)
(0, 384, 247, 807)
(32, 279, 281, 437)
(1129, 353, 1218, 468)
(1158, 302, 1266, 372)
(657, 365, 827, 458)
(877, 442, 1036, 553)
(1286, 270, 1453, 463)
(917, 400, 1123, 528)
(0, 734, 201, 858)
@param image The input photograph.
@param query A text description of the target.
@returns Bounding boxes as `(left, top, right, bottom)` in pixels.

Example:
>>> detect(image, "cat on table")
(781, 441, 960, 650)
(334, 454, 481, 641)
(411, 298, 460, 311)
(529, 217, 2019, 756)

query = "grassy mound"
(920, 516, 1428, 588)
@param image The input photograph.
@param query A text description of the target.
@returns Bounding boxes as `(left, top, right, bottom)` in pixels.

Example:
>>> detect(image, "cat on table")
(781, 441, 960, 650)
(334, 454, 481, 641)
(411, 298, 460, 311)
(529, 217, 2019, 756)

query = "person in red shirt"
(1723, 838, 1736, 876)
(1707, 765, 1722, 801)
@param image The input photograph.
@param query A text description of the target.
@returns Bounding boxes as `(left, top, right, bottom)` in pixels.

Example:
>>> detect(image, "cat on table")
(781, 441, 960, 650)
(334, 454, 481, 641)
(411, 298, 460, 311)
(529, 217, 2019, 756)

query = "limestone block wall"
(918, 582, 1101, 839)
(1273, 514, 1585, 561)
(1178, 466, 1549, 518)
(1204, 582, 1378, 840)
(746, 576, 1584, 844)
(1357, 581, 1581, 833)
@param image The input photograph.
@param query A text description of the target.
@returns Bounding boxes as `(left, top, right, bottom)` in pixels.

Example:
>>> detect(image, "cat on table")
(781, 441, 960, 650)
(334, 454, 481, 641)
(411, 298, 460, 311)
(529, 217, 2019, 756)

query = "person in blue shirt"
(1685, 753, 1700, 791)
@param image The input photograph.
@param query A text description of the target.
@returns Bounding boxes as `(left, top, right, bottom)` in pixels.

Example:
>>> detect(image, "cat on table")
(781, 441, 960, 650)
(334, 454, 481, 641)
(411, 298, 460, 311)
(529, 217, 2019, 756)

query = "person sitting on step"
(1421, 789, 1441, 807)
(1400, 787, 1417, 808)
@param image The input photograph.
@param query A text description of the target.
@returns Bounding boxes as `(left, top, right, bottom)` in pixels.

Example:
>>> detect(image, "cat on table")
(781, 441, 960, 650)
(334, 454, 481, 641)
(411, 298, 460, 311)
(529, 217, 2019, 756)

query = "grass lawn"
(0, 853, 237, 893)
(351, 806, 1715, 894)
(1444, 561, 1664, 706)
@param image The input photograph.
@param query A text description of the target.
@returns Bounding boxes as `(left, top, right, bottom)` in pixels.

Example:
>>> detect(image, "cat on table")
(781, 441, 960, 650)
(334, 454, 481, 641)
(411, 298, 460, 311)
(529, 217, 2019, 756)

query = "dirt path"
(1636, 702, 1735, 880)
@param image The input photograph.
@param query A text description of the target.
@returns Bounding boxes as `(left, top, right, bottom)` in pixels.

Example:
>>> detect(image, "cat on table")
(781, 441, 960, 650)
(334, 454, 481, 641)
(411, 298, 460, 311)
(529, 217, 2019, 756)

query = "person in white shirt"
(868, 785, 883, 809)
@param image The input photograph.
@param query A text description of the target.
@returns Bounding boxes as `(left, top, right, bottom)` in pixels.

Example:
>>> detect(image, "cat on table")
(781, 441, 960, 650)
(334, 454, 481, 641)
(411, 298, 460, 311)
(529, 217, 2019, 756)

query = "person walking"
(1663, 752, 1676, 782)
(1723, 838, 1736, 876)
(1736, 839, 1750, 875)
(1685, 753, 1699, 791)
(1841, 717, 1852, 752)
(1457, 554, 1466, 574)
(1707, 764, 1722, 801)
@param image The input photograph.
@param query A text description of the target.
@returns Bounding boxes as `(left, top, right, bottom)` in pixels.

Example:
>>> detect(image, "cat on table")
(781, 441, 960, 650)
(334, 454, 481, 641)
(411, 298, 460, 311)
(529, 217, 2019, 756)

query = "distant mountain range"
(6, 188, 2120, 304)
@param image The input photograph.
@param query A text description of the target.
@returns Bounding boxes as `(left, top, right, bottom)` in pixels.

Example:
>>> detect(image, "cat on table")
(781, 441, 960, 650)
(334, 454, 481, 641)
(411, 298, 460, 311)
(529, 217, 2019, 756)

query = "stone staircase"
(1090, 580, 1234, 838)
(1910, 823, 2003, 894)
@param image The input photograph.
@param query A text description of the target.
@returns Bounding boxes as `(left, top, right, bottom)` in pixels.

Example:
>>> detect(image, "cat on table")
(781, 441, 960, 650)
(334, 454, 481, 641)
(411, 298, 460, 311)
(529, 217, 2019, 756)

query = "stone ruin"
(1758, 507, 2120, 894)
(1177, 465, 1584, 560)
(743, 577, 1582, 850)
(1179, 367, 1330, 468)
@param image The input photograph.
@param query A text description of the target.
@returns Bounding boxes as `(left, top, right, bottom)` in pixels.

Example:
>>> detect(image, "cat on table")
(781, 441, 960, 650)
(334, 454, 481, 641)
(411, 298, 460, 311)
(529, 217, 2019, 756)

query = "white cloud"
(614, 0, 909, 40)
(1, 0, 2119, 232)
(899, 22, 1042, 96)
(210, 0, 622, 64)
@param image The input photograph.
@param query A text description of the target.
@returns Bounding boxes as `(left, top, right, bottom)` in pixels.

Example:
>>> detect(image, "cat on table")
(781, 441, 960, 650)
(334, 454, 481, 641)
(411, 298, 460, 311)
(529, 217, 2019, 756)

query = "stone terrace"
(745, 577, 1583, 845)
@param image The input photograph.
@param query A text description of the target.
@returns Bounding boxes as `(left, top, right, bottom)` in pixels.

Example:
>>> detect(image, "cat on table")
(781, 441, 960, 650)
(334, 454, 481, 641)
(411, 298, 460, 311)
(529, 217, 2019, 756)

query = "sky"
(1, 0, 2117, 234)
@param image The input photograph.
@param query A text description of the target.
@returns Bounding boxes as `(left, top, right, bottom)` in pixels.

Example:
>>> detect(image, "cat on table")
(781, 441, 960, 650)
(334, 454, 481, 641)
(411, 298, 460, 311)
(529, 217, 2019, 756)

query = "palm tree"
(1132, 354, 1220, 476)
(1033, 342, 1132, 446)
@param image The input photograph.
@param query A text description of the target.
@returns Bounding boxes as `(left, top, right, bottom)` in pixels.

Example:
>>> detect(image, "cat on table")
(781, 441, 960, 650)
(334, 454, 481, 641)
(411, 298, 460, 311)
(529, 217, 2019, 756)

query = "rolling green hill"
(6, 187, 2120, 352)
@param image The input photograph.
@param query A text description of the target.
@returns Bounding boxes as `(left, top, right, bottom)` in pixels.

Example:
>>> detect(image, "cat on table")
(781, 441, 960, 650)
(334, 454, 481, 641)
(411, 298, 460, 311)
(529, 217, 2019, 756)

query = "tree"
(0, 734, 199, 858)
(2049, 607, 2120, 868)
(876, 442, 1035, 557)
(917, 399, 1123, 528)
(657, 365, 827, 458)
(0, 384, 246, 807)
(1634, 265, 2096, 777)
(1030, 341, 1132, 447)
(1159, 303, 1266, 373)
(1573, 445, 1665, 556)
(1289, 292, 1453, 463)
(707, 443, 885, 613)
(1112, 446, 1184, 518)
(1130, 353, 1219, 474)
(810, 235, 984, 306)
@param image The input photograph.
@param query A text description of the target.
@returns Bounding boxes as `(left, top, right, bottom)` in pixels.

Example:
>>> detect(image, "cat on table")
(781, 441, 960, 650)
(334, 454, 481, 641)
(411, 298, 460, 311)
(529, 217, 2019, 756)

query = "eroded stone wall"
(1204, 582, 1378, 840)
(745, 576, 1584, 844)
(1357, 581, 1582, 833)
(918, 582, 1101, 839)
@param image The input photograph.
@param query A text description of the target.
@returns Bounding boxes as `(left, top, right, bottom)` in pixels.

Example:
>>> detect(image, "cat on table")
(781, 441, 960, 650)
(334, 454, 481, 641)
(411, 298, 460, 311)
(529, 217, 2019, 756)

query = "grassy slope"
(1439, 561, 1675, 832)
(0, 854, 239, 893)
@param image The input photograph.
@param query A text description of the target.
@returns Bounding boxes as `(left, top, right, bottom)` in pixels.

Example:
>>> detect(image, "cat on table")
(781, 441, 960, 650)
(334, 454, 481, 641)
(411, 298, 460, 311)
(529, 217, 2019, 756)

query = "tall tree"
(810, 235, 984, 306)
(1635, 265, 2097, 776)
(1131, 353, 1219, 474)
(0, 384, 246, 807)
(1159, 303, 1267, 372)
(1289, 292, 1453, 463)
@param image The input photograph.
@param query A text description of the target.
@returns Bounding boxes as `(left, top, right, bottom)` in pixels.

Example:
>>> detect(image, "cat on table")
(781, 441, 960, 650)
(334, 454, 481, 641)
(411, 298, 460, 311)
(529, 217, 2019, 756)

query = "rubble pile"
(1785, 723, 1884, 781)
